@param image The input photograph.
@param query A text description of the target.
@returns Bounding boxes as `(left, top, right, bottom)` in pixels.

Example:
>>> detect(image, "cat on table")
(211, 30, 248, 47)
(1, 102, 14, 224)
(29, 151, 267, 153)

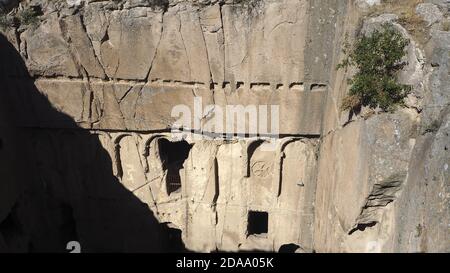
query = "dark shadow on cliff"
(0, 33, 186, 253)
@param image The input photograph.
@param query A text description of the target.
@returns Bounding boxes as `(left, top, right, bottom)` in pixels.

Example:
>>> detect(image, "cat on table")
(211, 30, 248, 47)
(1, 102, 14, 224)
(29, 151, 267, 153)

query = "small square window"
(247, 211, 268, 236)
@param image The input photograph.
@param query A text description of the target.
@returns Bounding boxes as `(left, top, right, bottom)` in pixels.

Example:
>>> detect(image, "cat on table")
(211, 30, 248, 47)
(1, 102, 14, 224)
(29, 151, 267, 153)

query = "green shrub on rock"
(338, 23, 411, 112)
(17, 7, 39, 27)
(0, 13, 13, 30)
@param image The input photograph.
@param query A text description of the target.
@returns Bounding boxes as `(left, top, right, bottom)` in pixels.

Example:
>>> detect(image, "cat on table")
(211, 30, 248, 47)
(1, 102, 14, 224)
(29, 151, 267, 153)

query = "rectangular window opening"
(247, 211, 268, 236)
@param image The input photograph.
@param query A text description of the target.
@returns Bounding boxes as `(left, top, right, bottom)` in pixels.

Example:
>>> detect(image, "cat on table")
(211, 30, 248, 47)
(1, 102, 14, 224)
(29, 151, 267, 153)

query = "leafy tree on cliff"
(338, 23, 411, 113)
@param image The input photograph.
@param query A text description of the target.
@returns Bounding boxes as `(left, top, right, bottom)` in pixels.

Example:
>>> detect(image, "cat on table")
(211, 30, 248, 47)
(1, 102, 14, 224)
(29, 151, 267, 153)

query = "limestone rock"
(24, 14, 80, 77)
(416, 3, 444, 26)
(0, 0, 448, 253)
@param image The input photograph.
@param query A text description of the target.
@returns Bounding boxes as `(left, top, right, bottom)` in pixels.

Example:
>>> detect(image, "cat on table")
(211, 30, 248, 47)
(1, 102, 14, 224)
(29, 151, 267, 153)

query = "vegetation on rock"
(0, 12, 13, 30)
(338, 23, 411, 112)
(0, 6, 39, 30)
(17, 6, 39, 26)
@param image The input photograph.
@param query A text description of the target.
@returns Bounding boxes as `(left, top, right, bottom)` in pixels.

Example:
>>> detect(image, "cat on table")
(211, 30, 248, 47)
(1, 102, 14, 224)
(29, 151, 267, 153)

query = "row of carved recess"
(6, 0, 338, 90)
(6, 77, 327, 135)
(32, 76, 328, 92)
(83, 131, 316, 198)
(32, 129, 319, 251)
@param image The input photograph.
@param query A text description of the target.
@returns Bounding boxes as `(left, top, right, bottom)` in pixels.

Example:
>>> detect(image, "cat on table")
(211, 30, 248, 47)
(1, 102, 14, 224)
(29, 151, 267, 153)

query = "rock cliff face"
(0, 0, 448, 252)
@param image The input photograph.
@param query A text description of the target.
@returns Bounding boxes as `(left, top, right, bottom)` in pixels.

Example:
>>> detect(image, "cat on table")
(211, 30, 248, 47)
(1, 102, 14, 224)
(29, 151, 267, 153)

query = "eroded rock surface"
(0, 0, 448, 252)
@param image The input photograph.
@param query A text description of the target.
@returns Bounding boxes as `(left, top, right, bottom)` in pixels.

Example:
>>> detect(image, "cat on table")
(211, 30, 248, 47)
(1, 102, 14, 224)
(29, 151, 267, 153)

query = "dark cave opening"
(158, 139, 192, 195)
(247, 211, 268, 236)
(279, 243, 301, 253)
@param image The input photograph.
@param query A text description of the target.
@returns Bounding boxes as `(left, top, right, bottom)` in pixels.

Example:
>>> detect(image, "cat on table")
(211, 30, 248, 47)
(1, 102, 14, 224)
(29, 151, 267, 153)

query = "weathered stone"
(24, 14, 80, 77)
(416, 3, 444, 26)
(60, 15, 106, 78)
(84, 6, 163, 80)
(33, 79, 89, 126)
(0, 0, 449, 254)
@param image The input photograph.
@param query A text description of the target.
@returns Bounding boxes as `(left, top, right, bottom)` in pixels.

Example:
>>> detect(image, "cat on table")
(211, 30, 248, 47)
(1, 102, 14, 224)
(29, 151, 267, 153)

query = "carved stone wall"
(4, 0, 337, 135)
(1, 0, 338, 252)
(1, 0, 448, 253)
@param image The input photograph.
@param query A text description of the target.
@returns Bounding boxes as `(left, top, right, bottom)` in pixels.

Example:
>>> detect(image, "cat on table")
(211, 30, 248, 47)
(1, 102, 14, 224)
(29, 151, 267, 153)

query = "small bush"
(0, 6, 40, 30)
(17, 7, 39, 27)
(338, 24, 411, 112)
(0, 13, 13, 30)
